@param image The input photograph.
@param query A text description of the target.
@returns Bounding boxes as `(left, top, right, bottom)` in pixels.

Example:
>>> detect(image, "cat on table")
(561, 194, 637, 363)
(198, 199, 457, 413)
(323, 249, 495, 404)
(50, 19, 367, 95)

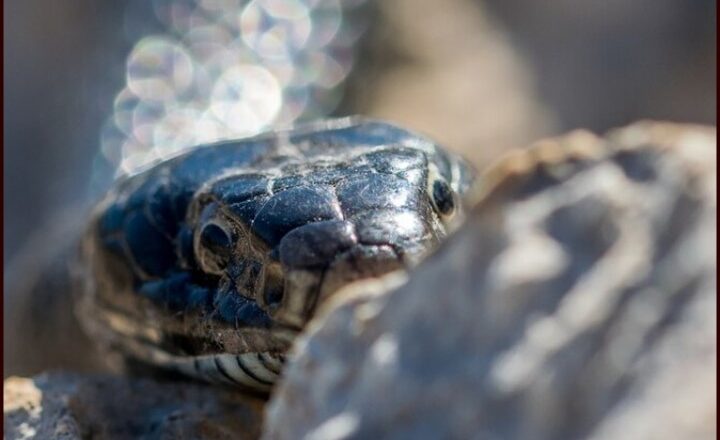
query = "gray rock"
(4, 373, 265, 439)
(264, 122, 717, 440)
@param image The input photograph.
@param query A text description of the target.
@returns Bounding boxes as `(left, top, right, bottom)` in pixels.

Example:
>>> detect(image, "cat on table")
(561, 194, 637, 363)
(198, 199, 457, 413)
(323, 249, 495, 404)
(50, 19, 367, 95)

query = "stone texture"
(4, 373, 265, 440)
(264, 122, 717, 439)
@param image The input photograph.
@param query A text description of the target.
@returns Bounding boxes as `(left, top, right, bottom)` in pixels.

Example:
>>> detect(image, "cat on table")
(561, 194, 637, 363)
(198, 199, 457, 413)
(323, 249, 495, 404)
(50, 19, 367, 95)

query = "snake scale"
(77, 117, 475, 392)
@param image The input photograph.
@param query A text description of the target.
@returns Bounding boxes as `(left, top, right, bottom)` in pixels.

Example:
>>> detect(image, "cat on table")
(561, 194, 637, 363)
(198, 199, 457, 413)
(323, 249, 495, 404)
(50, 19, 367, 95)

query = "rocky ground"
(4, 374, 264, 439)
(5, 121, 716, 439)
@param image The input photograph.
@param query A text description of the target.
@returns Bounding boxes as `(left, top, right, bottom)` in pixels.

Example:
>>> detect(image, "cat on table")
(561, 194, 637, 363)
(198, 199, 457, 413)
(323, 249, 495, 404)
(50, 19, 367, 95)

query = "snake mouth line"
(183, 352, 283, 389)
(130, 339, 283, 391)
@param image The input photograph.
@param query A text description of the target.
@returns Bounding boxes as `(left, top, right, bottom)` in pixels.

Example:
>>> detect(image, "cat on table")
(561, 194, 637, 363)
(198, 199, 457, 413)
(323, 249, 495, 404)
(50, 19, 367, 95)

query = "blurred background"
(3, 0, 716, 375)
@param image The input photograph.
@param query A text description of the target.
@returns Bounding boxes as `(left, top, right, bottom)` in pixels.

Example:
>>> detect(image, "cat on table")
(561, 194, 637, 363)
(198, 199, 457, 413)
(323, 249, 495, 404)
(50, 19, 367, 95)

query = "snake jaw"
(271, 245, 405, 329)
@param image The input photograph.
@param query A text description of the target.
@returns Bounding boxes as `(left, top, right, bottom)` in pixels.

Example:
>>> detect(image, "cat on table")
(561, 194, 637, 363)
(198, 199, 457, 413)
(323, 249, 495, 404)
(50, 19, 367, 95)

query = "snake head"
(188, 140, 474, 329)
(80, 117, 475, 388)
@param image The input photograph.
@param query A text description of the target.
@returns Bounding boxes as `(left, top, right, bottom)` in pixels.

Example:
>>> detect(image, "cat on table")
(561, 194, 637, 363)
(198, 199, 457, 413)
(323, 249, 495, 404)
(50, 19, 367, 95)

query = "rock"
(4, 373, 265, 439)
(264, 122, 717, 439)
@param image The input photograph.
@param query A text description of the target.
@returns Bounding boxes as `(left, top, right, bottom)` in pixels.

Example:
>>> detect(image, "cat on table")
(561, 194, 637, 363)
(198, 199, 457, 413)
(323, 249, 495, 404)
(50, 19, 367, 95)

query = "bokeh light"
(126, 37, 195, 102)
(97, 0, 369, 181)
(209, 64, 282, 133)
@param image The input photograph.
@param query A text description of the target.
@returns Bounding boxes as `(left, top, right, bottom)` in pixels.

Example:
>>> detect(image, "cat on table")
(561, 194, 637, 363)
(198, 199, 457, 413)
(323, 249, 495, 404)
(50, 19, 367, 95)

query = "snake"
(77, 116, 475, 392)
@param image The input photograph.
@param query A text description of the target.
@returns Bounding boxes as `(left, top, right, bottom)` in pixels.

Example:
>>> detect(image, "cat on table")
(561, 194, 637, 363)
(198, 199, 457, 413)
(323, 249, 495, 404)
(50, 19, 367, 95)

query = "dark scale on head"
(252, 185, 343, 247)
(84, 117, 475, 369)
(336, 173, 423, 217)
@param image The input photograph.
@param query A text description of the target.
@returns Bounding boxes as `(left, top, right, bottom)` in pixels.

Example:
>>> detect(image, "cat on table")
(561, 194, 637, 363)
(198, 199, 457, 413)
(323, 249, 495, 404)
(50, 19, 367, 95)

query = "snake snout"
(269, 208, 436, 327)
(266, 220, 356, 327)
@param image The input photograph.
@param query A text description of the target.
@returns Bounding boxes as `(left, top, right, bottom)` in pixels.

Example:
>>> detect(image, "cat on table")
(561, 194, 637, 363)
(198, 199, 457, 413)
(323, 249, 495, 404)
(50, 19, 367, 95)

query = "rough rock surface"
(264, 122, 717, 439)
(4, 373, 265, 439)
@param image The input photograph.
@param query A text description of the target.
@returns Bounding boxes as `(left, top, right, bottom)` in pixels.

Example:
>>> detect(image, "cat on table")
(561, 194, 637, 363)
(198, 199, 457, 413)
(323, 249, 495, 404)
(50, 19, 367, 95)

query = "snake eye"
(196, 221, 234, 274)
(431, 179, 456, 217)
